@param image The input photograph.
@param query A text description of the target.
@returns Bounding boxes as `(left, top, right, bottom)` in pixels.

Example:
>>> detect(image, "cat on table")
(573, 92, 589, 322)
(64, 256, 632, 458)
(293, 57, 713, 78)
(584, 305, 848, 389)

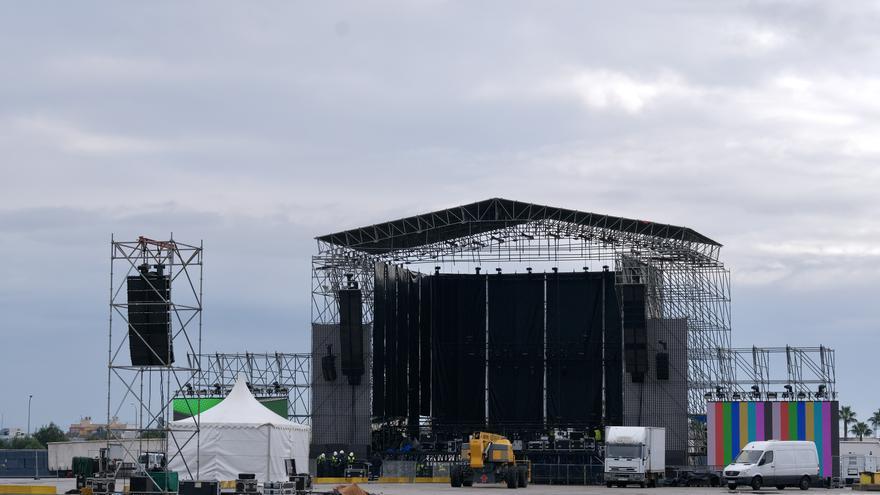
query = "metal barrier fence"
(0, 450, 54, 478)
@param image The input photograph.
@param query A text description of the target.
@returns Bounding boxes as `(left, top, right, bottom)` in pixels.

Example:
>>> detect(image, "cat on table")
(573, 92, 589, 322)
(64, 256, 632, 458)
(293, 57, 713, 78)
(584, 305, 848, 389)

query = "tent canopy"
(170, 374, 309, 481)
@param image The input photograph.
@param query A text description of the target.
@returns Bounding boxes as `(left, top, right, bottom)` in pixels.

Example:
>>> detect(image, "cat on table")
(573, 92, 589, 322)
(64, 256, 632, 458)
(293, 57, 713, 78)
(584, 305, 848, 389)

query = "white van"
(723, 440, 820, 490)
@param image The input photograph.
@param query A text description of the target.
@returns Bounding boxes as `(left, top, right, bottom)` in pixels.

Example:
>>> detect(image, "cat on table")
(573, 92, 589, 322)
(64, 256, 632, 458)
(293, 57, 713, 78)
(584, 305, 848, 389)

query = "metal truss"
(183, 352, 311, 424)
(107, 235, 203, 484)
(714, 346, 836, 400)
(312, 199, 733, 422)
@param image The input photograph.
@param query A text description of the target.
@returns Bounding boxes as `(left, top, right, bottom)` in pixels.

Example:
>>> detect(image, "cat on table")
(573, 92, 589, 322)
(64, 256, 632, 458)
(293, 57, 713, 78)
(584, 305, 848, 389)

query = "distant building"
(67, 416, 134, 439)
(0, 427, 24, 440)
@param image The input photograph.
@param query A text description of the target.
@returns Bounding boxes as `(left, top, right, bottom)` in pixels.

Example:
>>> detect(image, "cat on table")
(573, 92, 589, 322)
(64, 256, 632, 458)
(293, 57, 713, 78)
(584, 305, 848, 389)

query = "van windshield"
(607, 444, 643, 458)
(734, 450, 764, 464)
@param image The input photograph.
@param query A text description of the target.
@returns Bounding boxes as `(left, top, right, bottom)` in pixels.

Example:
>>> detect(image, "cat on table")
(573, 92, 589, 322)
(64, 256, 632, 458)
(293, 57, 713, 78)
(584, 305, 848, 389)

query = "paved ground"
(0, 479, 855, 495)
(0, 478, 75, 493)
(313, 484, 854, 495)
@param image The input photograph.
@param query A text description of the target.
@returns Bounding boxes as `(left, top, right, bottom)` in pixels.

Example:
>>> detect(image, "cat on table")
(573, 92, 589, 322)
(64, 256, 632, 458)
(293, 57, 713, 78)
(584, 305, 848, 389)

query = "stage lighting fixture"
(751, 385, 760, 398)
(434, 266, 440, 274)
(475, 267, 481, 274)
(583, 266, 589, 271)
(797, 391, 807, 400)
(602, 265, 609, 272)
(817, 384, 826, 398)
(732, 392, 741, 400)
(213, 383, 221, 395)
(767, 391, 778, 399)
(526, 267, 532, 274)
(551, 267, 558, 273)
(783, 384, 793, 398)
(496, 268, 502, 274)
(704, 392, 713, 400)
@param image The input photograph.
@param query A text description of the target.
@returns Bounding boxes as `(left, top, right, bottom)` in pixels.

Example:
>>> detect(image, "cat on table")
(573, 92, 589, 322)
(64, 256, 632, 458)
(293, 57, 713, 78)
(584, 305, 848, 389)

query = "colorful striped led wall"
(707, 401, 839, 478)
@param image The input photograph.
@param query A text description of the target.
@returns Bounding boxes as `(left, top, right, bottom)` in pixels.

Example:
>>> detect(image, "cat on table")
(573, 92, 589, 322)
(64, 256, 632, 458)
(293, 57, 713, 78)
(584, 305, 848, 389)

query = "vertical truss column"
(107, 235, 203, 483)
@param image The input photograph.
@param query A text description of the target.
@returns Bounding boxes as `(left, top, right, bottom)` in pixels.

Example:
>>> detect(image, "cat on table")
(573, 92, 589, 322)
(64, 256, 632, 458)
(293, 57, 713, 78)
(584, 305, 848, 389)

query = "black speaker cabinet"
(127, 264, 174, 366)
(321, 347, 337, 382)
(338, 288, 364, 385)
(656, 351, 670, 380)
(179, 481, 219, 495)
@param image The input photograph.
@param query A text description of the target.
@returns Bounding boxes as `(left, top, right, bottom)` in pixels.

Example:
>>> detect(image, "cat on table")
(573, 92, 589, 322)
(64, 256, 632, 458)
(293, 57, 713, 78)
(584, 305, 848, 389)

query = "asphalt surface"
(312, 484, 853, 495)
(0, 478, 855, 495)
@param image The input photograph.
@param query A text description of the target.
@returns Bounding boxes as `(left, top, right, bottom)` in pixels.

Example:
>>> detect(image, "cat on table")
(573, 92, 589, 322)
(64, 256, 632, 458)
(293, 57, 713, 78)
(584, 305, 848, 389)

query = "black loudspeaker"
(129, 475, 151, 493)
(621, 284, 647, 376)
(127, 264, 173, 366)
(321, 345, 337, 382)
(179, 480, 219, 495)
(656, 351, 670, 380)
(338, 288, 364, 385)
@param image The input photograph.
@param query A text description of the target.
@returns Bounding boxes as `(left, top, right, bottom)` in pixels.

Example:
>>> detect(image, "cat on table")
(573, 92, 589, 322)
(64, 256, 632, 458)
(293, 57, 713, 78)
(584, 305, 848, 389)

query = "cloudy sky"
(1, 1, 878, 433)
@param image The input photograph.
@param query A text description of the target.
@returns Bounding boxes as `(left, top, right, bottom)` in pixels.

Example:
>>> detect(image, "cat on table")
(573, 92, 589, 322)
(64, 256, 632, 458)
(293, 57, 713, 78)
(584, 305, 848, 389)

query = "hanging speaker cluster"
(338, 279, 364, 385)
(126, 264, 173, 366)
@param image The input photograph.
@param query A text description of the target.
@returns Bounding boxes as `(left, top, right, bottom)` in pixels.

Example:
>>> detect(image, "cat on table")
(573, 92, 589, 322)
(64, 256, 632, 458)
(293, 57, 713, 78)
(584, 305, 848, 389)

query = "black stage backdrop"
(488, 274, 544, 425)
(431, 274, 487, 426)
(373, 265, 623, 429)
(406, 273, 420, 433)
(603, 273, 623, 424)
(371, 262, 387, 418)
(418, 276, 432, 416)
(546, 271, 622, 426)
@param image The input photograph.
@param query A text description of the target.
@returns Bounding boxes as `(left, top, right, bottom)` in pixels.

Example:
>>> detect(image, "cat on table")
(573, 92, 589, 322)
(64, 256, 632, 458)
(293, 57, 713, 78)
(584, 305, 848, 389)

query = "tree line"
(840, 406, 880, 441)
(0, 423, 68, 449)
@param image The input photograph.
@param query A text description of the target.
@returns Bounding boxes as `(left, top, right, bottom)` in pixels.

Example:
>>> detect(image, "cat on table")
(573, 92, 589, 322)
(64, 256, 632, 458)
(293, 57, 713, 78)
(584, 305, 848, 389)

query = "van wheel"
(776, 486, 786, 490)
(607, 481, 614, 488)
(799, 476, 810, 490)
(729, 483, 738, 490)
(751, 476, 762, 491)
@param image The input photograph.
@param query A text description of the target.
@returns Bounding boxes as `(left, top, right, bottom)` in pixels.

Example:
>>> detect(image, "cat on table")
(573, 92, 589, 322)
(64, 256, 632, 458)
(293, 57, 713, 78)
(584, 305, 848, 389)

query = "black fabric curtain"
(546, 272, 605, 426)
(487, 274, 544, 425)
(431, 274, 487, 426)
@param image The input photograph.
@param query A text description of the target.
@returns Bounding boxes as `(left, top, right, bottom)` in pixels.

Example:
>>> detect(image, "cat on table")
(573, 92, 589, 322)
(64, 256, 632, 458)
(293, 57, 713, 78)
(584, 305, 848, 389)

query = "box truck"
(604, 426, 666, 488)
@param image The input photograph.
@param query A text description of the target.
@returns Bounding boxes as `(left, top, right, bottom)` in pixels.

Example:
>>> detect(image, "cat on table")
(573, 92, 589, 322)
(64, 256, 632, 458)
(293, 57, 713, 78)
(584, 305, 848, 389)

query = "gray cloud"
(1, 1, 878, 429)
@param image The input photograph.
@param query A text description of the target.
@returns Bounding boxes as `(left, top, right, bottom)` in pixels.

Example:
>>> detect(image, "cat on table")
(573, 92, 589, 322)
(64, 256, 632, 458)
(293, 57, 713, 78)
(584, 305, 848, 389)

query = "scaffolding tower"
(107, 235, 203, 484)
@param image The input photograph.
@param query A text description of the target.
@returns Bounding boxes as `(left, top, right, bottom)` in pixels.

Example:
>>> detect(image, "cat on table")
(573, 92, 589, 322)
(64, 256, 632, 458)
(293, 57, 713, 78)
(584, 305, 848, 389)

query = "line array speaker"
(338, 287, 364, 385)
(126, 264, 173, 366)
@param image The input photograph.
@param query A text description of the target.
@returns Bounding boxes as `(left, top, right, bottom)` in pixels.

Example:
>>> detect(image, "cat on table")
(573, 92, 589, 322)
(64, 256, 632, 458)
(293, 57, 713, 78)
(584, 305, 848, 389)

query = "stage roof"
(316, 198, 720, 254)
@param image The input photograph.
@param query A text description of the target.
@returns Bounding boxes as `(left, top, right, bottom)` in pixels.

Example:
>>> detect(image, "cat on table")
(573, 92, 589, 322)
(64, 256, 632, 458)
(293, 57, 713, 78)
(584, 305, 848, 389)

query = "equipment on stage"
(179, 480, 220, 495)
(235, 473, 258, 494)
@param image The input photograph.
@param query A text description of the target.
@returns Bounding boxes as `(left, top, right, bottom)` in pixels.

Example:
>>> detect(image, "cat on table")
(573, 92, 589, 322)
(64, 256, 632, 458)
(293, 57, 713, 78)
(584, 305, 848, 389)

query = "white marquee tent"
(169, 374, 310, 481)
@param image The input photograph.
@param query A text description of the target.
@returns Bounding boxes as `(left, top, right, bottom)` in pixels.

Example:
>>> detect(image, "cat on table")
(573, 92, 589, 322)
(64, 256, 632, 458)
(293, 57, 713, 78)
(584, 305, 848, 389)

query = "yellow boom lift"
(450, 432, 530, 489)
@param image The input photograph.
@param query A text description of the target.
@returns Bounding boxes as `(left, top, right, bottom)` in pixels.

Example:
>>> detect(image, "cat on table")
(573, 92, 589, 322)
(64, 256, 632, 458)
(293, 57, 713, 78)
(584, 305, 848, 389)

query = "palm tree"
(840, 406, 857, 439)
(851, 422, 873, 441)
(870, 410, 880, 439)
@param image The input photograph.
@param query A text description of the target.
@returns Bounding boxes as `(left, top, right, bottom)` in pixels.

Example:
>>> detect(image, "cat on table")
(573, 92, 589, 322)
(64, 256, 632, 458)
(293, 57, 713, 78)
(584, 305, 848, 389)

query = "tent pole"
(266, 424, 272, 481)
